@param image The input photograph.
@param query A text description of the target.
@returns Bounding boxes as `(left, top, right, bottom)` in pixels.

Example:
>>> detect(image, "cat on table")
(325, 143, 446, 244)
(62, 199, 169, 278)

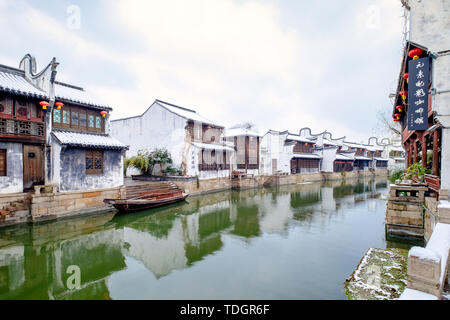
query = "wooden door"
(23, 144, 44, 190)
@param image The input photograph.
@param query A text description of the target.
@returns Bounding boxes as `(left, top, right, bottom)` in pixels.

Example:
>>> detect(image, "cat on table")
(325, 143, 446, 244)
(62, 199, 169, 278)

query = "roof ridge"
(155, 99, 197, 113)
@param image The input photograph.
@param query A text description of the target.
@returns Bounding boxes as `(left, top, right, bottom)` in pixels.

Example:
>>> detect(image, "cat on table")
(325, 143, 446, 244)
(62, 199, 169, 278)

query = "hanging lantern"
(408, 48, 423, 60)
(394, 113, 401, 120)
(55, 102, 64, 110)
(403, 73, 409, 84)
(304, 142, 308, 146)
(396, 105, 404, 113)
(100, 110, 108, 118)
(399, 90, 408, 100)
(39, 101, 49, 110)
(393, 118, 400, 122)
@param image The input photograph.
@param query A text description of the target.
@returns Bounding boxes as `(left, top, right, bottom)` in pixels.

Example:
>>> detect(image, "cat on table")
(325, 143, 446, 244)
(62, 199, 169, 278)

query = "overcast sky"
(0, 0, 405, 143)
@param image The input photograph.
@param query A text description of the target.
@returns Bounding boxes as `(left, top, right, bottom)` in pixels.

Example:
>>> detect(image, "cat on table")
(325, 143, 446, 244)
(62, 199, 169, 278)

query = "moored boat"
(104, 192, 189, 213)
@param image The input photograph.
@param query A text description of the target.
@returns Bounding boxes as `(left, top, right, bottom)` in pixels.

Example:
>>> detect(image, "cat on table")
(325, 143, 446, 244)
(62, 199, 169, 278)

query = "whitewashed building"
(223, 124, 262, 176)
(260, 129, 322, 175)
(0, 54, 127, 194)
(111, 99, 235, 180)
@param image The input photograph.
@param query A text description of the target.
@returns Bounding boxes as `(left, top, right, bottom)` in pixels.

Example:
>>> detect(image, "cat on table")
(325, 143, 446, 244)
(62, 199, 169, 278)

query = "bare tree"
(372, 107, 402, 139)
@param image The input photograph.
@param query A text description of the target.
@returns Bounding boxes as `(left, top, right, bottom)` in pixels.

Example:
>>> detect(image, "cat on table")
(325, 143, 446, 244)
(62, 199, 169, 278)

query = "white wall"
(111, 102, 188, 175)
(409, 0, 450, 190)
(0, 142, 23, 194)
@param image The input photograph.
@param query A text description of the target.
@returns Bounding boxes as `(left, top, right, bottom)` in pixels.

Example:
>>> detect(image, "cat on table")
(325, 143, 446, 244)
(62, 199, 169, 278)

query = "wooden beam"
(432, 130, 439, 176)
(421, 135, 427, 167)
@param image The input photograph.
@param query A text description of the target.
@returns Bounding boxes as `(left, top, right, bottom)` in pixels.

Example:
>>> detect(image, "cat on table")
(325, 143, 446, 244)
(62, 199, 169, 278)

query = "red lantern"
(408, 48, 423, 60)
(394, 113, 401, 119)
(393, 118, 400, 122)
(39, 101, 49, 110)
(55, 102, 64, 110)
(396, 105, 404, 113)
(403, 73, 409, 84)
(100, 110, 108, 118)
(399, 90, 408, 100)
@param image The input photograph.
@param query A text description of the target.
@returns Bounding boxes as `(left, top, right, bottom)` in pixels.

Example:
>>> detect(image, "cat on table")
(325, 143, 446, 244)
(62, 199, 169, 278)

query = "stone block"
(82, 191, 102, 198)
(407, 253, 442, 297)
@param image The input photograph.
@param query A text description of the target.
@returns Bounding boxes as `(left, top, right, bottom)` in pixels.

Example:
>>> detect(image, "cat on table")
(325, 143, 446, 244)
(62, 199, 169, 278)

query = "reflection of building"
(0, 212, 123, 300)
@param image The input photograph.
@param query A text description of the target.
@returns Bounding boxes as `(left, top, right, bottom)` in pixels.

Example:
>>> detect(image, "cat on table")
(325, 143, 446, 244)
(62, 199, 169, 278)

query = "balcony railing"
(199, 164, 230, 171)
(425, 174, 440, 192)
(0, 118, 45, 138)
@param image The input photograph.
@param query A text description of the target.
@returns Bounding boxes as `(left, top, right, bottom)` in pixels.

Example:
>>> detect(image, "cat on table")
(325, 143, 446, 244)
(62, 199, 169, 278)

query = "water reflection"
(0, 177, 407, 300)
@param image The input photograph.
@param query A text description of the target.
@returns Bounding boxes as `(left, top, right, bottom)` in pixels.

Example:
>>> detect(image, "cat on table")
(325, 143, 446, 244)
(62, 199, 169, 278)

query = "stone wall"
(173, 177, 232, 196)
(30, 187, 123, 222)
(59, 148, 124, 192)
(0, 142, 23, 194)
(0, 192, 31, 227)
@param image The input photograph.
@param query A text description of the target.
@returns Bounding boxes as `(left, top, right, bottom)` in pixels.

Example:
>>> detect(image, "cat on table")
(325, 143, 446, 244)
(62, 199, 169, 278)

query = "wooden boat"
(104, 192, 189, 213)
(104, 182, 189, 213)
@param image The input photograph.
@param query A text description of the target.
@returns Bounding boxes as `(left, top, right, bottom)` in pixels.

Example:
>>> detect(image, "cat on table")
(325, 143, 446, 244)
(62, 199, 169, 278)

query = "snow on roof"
(292, 153, 321, 159)
(323, 139, 340, 146)
(191, 142, 234, 152)
(374, 157, 388, 161)
(0, 68, 47, 98)
(223, 127, 261, 137)
(354, 156, 372, 161)
(52, 130, 127, 150)
(398, 288, 438, 300)
(155, 100, 222, 127)
(365, 145, 384, 152)
(343, 141, 366, 149)
(0, 65, 111, 109)
(286, 134, 314, 143)
(336, 153, 354, 160)
(54, 82, 111, 110)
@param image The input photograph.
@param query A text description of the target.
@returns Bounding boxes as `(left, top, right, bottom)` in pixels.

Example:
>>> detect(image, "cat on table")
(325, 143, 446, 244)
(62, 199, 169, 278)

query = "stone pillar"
(432, 130, 439, 176)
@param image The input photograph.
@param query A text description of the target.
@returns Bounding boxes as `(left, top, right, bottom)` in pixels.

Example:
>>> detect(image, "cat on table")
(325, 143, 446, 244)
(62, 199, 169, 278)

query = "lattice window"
(0, 96, 13, 115)
(86, 150, 103, 174)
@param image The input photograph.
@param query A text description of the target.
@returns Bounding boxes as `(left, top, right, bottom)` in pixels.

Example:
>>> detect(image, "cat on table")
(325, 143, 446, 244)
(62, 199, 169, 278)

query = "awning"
(191, 142, 235, 152)
(52, 130, 128, 150)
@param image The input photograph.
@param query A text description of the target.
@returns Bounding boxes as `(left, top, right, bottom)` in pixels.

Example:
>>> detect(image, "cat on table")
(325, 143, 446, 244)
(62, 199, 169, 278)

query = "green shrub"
(389, 169, 404, 184)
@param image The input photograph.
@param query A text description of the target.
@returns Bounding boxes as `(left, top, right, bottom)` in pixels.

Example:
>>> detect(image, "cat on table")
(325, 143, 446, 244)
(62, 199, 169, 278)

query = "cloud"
(0, 0, 405, 142)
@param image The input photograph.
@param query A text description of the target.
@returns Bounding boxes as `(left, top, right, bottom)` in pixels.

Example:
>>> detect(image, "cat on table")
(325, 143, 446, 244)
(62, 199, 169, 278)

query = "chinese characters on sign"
(407, 56, 430, 130)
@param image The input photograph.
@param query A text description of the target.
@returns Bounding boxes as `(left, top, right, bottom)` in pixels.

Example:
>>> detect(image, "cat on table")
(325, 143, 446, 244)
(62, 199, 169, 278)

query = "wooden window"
(95, 116, 102, 130)
(62, 109, 70, 126)
(88, 114, 95, 128)
(79, 112, 87, 128)
(53, 109, 61, 124)
(0, 149, 6, 176)
(71, 110, 79, 127)
(85, 150, 103, 174)
(294, 142, 312, 153)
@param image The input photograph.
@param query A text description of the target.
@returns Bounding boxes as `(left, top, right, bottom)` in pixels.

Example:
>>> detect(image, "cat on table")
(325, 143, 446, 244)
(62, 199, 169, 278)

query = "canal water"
(0, 178, 411, 300)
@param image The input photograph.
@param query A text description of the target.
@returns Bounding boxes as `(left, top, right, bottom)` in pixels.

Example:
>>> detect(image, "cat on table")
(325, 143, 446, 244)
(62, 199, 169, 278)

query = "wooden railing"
(0, 118, 44, 138)
(425, 174, 440, 192)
